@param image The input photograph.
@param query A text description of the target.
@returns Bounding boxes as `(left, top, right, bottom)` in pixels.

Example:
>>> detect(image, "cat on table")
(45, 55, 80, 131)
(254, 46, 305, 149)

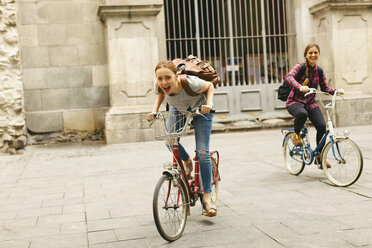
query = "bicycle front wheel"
(322, 138, 363, 187)
(153, 174, 188, 241)
(283, 132, 305, 175)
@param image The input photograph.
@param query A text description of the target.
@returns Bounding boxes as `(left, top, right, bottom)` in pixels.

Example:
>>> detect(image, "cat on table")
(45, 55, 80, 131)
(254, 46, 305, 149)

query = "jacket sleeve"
(318, 67, 336, 95)
(285, 63, 303, 91)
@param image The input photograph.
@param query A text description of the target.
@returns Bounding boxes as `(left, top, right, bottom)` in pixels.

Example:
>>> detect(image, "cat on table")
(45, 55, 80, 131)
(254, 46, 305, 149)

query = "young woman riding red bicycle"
(147, 60, 217, 217)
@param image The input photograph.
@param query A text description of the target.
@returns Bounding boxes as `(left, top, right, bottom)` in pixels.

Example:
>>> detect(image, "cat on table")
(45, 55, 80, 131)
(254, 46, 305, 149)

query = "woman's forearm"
(205, 83, 214, 106)
(199, 81, 214, 106)
(153, 94, 165, 112)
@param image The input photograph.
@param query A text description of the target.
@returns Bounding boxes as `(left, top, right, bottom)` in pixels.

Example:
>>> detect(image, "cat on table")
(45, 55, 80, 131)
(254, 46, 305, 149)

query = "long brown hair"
(303, 44, 320, 85)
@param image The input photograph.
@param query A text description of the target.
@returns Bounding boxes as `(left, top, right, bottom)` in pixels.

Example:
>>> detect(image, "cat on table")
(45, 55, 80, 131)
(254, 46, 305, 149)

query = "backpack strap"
(295, 62, 308, 85)
(179, 74, 199, 97)
(297, 62, 306, 80)
(317, 66, 324, 84)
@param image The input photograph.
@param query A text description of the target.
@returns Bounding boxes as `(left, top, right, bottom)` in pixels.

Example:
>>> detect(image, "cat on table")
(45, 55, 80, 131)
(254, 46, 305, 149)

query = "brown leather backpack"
(172, 55, 221, 96)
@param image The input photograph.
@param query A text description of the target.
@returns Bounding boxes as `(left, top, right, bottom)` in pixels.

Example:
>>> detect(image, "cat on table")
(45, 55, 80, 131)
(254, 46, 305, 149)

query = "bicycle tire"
(153, 174, 188, 241)
(321, 138, 363, 187)
(199, 156, 220, 211)
(210, 157, 219, 204)
(283, 132, 305, 175)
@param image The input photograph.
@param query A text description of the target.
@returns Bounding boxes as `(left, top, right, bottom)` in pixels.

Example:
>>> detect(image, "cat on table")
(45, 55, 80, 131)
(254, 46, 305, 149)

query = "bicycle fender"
(282, 132, 294, 147)
(162, 169, 189, 193)
(162, 170, 191, 206)
(333, 135, 349, 140)
(162, 169, 178, 177)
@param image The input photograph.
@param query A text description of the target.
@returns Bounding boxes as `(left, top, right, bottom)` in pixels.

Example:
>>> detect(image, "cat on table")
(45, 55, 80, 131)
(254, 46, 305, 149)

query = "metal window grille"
(164, 0, 296, 87)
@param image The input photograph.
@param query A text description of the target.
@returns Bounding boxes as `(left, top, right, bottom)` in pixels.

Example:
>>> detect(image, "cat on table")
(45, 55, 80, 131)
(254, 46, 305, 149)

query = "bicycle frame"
(172, 142, 192, 193)
(171, 140, 220, 200)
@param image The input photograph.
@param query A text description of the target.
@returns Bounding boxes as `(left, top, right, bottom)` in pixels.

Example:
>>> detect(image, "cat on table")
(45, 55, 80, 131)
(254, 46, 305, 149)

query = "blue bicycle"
(281, 89, 363, 187)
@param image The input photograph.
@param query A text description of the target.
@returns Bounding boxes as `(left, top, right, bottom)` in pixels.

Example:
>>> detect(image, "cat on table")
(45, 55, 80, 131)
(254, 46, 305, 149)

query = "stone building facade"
(0, 0, 371, 152)
(296, 0, 372, 127)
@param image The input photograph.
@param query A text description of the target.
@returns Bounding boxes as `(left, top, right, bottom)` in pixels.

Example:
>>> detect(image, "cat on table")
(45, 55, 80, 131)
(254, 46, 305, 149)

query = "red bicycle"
(150, 109, 220, 241)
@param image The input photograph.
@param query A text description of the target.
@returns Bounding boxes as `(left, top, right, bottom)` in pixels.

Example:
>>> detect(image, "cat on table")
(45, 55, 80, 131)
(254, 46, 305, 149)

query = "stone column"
(98, 1, 166, 143)
(0, 0, 26, 153)
(309, 0, 372, 126)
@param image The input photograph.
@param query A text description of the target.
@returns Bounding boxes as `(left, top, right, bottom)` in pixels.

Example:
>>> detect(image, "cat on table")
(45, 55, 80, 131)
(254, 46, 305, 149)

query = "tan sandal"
(203, 200, 217, 217)
(292, 133, 302, 146)
(184, 160, 193, 179)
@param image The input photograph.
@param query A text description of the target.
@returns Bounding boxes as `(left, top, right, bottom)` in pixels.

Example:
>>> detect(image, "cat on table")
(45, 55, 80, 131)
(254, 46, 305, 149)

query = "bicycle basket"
(151, 111, 190, 141)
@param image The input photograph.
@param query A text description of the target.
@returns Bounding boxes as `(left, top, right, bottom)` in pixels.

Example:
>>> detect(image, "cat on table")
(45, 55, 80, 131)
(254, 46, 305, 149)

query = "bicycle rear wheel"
(199, 156, 220, 214)
(283, 132, 305, 175)
(153, 174, 188, 241)
(321, 138, 363, 187)
(210, 157, 219, 204)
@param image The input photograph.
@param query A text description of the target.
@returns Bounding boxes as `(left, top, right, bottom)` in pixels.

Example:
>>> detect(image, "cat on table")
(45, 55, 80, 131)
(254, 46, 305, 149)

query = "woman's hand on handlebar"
(300, 86, 310, 93)
(338, 89, 344, 95)
(200, 105, 213, 114)
(147, 112, 157, 122)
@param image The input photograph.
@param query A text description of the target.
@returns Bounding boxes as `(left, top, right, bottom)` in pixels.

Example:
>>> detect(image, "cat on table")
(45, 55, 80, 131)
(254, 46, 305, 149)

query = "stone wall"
(295, 0, 372, 127)
(0, 0, 26, 153)
(17, 0, 109, 137)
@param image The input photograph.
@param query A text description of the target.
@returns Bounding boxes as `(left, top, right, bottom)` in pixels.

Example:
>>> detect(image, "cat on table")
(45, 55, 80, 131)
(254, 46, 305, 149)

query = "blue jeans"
(166, 107, 213, 193)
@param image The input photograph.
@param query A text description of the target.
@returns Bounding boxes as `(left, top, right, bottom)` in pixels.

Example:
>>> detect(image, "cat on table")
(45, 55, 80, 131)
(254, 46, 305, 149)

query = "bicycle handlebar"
(304, 88, 343, 109)
(149, 107, 215, 139)
(149, 107, 215, 123)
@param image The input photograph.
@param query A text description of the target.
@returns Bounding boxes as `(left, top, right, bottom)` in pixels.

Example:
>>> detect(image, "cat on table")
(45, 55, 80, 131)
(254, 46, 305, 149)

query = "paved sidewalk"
(0, 125, 371, 248)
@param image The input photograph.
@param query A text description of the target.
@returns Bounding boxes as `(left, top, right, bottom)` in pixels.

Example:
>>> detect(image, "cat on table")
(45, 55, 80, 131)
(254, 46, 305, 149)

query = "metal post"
(227, 0, 235, 85)
(194, 0, 201, 57)
(260, 0, 268, 84)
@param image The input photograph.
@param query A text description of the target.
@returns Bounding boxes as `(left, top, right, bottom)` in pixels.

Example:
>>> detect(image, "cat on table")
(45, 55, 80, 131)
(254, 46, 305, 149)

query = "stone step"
(211, 111, 294, 132)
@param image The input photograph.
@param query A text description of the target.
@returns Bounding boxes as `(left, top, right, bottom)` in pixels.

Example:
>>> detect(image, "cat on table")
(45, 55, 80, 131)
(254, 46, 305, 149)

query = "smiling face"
(156, 67, 179, 95)
(304, 45, 320, 67)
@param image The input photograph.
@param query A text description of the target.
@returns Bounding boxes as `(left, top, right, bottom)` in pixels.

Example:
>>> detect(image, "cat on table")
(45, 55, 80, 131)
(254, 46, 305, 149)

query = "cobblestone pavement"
(0, 125, 371, 248)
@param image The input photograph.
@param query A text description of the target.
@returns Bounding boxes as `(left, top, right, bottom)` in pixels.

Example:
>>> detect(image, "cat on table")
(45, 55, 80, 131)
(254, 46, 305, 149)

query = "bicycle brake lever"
(149, 119, 156, 127)
(148, 113, 159, 127)
(195, 109, 216, 120)
(197, 107, 216, 114)
(304, 88, 316, 97)
(336, 91, 345, 100)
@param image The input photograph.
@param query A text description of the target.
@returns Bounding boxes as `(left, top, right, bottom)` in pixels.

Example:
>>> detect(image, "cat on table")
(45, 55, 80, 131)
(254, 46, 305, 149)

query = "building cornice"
(310, 0, 372, 15)
(98, 4, 162, 22)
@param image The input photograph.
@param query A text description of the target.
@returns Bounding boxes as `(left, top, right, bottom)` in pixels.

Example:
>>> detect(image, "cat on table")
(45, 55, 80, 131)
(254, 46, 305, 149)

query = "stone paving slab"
(0, 124, 371, 247)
